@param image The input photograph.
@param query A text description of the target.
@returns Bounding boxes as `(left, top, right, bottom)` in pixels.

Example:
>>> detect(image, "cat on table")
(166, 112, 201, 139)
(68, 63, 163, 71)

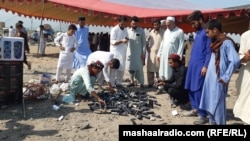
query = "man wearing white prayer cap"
(160, 20, 167, 31)
(155, 16, 185, 95)
(160, 20, 166, 24)
(166, 16, 175, 22)
(166, 16, 176, 30)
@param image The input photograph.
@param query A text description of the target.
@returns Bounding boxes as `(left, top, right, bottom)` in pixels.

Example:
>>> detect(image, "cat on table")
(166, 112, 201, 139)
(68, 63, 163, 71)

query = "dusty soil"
(0, 45, 244, 141)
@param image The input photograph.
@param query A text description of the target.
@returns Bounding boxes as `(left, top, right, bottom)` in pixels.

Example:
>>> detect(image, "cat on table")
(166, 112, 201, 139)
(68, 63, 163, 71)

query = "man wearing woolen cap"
(156, 53, 189, 108)
(156, 16, 185, 94)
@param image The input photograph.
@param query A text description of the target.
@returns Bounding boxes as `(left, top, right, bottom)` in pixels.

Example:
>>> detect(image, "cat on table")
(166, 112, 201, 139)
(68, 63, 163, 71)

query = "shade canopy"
(0, 0, 249, 34)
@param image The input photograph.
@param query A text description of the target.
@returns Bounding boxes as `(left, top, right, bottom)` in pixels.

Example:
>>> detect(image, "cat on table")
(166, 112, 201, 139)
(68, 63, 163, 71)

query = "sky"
(186, 0, 249, 8)
(0, 0, 249, 33)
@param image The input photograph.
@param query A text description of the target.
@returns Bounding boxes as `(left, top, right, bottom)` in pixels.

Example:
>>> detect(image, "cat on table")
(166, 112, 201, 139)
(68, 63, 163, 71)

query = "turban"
(78, 16, 85, 21)
(166, 16, 175, 22)
(168, 53, 180, 61)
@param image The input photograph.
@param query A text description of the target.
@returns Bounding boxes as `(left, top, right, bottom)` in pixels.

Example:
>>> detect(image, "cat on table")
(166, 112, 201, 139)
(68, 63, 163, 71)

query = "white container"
(52, 105, 60, 111)
(0, 37, 24, 61)
(58, 115, 64, 121)
(171, 110, 179, 116)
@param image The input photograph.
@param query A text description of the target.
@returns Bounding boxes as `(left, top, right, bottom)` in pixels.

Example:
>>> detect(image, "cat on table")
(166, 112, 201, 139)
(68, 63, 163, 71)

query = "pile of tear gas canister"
(87, 88, 162, 120)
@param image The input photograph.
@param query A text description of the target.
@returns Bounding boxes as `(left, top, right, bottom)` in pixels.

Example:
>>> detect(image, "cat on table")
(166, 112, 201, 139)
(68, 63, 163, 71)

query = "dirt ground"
(0, 44, 244, 141)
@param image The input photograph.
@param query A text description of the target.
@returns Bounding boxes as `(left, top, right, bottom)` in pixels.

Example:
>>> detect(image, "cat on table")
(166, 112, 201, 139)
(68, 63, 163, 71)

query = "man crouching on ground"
(62, 61, 106, 106)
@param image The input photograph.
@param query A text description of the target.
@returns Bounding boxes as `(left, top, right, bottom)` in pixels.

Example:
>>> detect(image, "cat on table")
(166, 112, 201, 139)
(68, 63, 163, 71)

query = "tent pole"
(37, 0, 45, 57)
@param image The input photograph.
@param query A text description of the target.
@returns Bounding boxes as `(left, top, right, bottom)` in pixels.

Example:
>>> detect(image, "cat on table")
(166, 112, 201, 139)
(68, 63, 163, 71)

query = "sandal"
(183, 110, 198, 117)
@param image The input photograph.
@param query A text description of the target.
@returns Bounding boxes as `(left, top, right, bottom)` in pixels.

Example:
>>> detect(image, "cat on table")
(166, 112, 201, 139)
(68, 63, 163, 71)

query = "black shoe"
(140, 84, 145, 88)
(155, 89, 163, 95)
(180, 102, 192, 110)
(146, 84, 153, 88)
(127, 83, 135, 87)
(183, 110, 198, 117)
(171, 103, 178, 108)
(116, 84, 124, 89)
(193, 117, 208, 125)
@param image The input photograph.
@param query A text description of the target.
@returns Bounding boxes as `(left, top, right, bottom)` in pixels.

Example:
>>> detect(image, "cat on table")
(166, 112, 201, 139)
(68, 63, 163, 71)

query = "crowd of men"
(17, 10, 249, 125)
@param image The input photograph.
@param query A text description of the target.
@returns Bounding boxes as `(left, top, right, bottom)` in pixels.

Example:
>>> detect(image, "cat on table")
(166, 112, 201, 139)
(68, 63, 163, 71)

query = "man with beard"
(156, 54, 189, 108)
(200, 19, 240, 125)
(126, 16, 146, 88)
(156, 16, 185, 94)
(109, 15, 129, 88)
(184, 10, 211, 125)
(146, 19, 164, 88)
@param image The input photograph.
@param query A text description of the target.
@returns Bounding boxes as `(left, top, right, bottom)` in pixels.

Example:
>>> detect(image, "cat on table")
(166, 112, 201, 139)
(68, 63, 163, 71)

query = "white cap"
(166, 16, 175, 22)
(160, 20, 166, 25)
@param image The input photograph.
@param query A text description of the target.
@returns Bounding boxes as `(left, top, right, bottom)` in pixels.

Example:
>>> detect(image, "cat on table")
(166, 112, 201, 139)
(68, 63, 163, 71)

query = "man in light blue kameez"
(72, 16, 92, 70)
(62, 61, 106, 105)
(200, 20, 240, 125)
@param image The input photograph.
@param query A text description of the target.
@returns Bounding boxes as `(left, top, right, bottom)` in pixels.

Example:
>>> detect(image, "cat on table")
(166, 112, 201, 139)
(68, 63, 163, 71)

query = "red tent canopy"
(0, 0, 249, 33)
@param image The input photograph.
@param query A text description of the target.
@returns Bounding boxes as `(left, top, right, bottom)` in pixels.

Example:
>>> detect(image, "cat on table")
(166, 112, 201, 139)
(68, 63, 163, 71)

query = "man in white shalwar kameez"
(233, 30, 250, 124)
(54, 24, 78, 82)
(109, 16, 129, 87)
(156, 16, 185, 93)
(86, 51, 120, 93)
(126, 16, 146, 87)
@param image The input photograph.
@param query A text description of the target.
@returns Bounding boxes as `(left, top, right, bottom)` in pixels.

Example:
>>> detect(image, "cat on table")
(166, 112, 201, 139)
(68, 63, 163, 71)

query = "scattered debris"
(171, 110, 179, 116)
(58, 115, 64, 121)
(52, 104, 60, 111)
(88, 88, 162, 120)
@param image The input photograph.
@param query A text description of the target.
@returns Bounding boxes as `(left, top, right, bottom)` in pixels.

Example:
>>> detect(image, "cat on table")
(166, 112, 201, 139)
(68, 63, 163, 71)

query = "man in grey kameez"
(126, 16, 146, 87)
